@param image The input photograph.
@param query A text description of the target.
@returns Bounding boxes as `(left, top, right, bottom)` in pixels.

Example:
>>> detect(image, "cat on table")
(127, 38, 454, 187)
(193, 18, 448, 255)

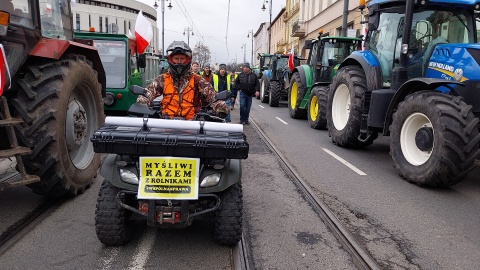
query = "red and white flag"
(0, 44, 11, 96)
(288, 43, 295, 71)
(134, 11, 153, 54)
(45, 3, 52, 13)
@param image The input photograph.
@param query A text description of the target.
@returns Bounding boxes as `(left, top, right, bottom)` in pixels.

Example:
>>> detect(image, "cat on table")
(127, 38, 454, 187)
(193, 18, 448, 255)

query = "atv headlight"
(200, 173, 221, 187)
(119, 168, 139, 184)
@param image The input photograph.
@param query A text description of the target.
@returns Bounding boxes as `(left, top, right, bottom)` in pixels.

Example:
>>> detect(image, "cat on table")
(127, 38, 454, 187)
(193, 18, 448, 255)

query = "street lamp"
(247, 30, 254, 65)
(155, 0, 173, 57)
(183, 27, 194, 46)
(241, 43, 246, 64)
(261, 0, 272, 54)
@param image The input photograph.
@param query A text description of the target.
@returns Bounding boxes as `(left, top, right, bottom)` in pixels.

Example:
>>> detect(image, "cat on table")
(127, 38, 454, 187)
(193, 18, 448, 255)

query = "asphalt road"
(249, 97, 480, 269)
(0, 110, 357, 269)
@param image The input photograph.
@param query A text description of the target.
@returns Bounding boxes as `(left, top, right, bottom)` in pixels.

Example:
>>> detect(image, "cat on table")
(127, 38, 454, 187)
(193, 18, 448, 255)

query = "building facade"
(72, 0, 160, 54)
(270, 8, 287, 54)
(253, 22, 269, 66)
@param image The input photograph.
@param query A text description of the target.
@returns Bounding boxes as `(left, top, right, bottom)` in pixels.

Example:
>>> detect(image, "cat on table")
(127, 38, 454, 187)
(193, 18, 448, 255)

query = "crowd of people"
(138, 41, 260, 124)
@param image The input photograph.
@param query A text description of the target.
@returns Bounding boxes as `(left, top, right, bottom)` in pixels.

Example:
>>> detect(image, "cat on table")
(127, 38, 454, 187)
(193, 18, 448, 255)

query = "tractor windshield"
(2, 0, 34, 28)
(93, 40, 127, 89)
(39, 0, 73, 40)
(321, 40, 357, 67)
(368, 8, 474, 86)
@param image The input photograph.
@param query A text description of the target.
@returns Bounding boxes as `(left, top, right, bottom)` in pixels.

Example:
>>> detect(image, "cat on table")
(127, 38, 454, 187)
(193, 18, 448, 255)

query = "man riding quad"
(136, 41, 228, 119)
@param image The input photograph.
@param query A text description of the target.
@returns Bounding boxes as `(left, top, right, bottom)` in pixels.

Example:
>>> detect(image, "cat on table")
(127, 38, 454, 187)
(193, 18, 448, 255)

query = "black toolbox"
(91, 125, 249, 159)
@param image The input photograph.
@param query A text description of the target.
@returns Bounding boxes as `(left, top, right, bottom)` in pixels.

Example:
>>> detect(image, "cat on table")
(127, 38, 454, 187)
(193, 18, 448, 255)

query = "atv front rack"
(91, 117, 249, 159)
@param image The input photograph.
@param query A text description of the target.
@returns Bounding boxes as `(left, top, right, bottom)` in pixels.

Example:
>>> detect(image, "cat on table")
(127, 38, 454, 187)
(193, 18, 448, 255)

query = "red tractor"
(0, 0, 105, 196)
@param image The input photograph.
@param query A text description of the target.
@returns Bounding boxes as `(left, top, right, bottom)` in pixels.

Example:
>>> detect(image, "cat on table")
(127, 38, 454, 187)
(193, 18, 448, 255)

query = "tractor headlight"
(119, 168, 139, 184)
(200, 173, 221, 187)
(104, 92, 116, 106)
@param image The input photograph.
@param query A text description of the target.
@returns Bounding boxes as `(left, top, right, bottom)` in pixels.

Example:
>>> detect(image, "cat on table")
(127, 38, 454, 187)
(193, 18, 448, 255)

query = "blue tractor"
(327, 0, 480, 187)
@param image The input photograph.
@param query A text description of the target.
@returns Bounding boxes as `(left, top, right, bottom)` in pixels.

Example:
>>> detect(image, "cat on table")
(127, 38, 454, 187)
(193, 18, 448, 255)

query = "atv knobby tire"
(260, 79, 269, 103)
(390, 91, 480, 187)
(288, 73, 307, 119)
(269, 80, 281, 107)
(95, 180, 135, 246)
(308, 86, 328, 130)
(214, 182, 243, 245)
(11, 54, 104, 196)
(327, 66, 375, 148)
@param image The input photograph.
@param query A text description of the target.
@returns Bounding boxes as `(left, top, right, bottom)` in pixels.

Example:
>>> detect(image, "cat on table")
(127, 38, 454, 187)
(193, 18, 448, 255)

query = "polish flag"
(1, 44, 11, 96)
(134, 11, 153, 54)
(46, 3, 52, 13)
(288, 43, 295, 71)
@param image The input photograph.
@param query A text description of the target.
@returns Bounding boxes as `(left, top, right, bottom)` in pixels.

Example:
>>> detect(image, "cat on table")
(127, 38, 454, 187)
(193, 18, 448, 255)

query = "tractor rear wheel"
(11, 54, 104, 196)
(327, 66, 376, 148)
(390, 91, 480, 187)
(269, 80, 281, 107)
(288, 73, 307, 119)
(308, 86, 328, 130)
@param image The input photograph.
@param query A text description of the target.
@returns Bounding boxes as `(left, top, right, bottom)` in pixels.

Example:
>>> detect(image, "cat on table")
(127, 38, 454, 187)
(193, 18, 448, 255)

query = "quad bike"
(92, 86, 249, 246)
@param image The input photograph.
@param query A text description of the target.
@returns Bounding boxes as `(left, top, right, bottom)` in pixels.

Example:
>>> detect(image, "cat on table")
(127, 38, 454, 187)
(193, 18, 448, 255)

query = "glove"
(216, 107, 229, 119)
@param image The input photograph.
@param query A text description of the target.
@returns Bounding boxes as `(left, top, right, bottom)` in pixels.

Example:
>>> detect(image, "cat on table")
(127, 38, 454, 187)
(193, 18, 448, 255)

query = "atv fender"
(100, 154, 138, 191)
(200, 159, 242, 193)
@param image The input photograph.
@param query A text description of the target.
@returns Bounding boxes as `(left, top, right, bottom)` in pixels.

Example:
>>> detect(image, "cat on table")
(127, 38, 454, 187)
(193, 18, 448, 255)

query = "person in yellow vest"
(136, 41, 228, 120)
(229, 70, 238, 110)
(212, 64, 232, 122)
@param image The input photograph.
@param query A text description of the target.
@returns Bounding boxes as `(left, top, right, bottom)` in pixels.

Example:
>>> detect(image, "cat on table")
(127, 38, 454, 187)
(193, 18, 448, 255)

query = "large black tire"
(95, 180, 135, 246)
(269, 80, 281, 107)
(308, 86, 328, 130)
(327, 66, 376, 148)
(11, 55, 104, 196)
(259, 78, 269, 103)
(214, 182, 243, 246)
(390, 91, 480, 187)
(288, 73, 307, 119)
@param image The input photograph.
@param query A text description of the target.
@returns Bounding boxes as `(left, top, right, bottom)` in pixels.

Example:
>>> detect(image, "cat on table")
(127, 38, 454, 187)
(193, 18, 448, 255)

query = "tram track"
(250, 119, 382, 270)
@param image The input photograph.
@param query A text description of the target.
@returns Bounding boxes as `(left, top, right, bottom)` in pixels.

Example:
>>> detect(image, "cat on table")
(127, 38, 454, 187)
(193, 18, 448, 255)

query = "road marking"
(99, 247, 120, 270)
(276, 117, 288, 125)
(128, 226, 157, 269)
(322, 148, 367, 175)
(259, 105, 265, 109)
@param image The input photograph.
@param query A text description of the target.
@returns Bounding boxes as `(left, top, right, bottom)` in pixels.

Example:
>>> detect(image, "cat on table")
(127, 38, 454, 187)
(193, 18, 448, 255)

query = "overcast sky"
(138, 0, 284, 65)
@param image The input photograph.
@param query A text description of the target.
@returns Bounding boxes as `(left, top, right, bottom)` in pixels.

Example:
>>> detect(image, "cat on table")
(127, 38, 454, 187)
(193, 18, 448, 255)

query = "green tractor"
(258, 53, 301, 107)
(74, 32, 162, 115)
(288, 35, 362, 129)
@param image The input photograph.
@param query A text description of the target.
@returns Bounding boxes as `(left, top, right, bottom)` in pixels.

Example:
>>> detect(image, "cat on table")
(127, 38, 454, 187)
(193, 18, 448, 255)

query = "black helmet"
(166, 41, 192, 76)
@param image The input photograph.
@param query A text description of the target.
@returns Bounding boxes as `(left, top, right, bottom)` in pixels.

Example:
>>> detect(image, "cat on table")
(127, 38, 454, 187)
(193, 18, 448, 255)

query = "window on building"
(106, 17, 109, 33)
(99, 16, 103, 33)
(76, 14, 80, 30)
(124, 21, 127, 34)
(88, 15, 91, 27)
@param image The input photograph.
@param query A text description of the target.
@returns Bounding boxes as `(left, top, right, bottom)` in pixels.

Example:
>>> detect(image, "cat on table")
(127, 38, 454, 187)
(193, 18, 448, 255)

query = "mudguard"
(339, 51, 382, 91)
(294, 65, 309, 89)
(383, 78, 463, 135)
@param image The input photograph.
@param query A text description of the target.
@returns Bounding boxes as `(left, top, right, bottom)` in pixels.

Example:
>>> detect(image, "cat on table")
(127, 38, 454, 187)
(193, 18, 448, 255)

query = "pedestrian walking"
(234, 63, 259, 124)
(212, 64, 233, 122)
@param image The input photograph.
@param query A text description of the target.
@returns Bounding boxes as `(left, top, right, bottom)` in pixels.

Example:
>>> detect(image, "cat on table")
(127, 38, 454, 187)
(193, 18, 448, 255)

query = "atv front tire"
(214, 182, 243, 245)
(95, 180, 135, 246)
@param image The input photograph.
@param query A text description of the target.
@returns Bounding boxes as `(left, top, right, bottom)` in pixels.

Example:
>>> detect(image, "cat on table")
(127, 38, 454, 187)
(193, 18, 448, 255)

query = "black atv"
(91, 86, 249, 246)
